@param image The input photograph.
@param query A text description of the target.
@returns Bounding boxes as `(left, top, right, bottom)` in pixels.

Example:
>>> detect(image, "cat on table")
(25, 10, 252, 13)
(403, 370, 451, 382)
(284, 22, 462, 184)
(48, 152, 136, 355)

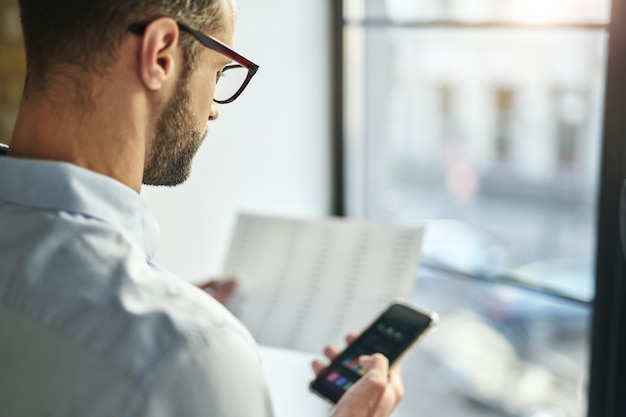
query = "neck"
(9, 79, 151, 193)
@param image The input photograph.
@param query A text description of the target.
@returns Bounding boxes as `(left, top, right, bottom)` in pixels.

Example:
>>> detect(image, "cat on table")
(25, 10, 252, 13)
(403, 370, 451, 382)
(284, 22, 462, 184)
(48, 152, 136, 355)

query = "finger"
(389, 363, 402, 380)
(315, 337, 363, 376)
(358, 353, 390, 378)
(388, 364, 404, 401)
(198, 279, 237, 303)
(211, 281, 237, 303)
(324, 345, 341, 362)
(197, 276, 237, 290)
(345, 333, 358, 345)
(311, 360, 327, 376)
(312, 344, 343, 377)
(360, 355, 404, 405)
(196, 280, 214, 291)
(341, 354, 391, 405)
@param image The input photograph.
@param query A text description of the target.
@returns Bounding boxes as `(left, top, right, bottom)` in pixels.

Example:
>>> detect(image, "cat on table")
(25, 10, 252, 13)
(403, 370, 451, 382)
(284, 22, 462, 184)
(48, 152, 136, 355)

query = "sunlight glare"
(511, 0, 578, 23)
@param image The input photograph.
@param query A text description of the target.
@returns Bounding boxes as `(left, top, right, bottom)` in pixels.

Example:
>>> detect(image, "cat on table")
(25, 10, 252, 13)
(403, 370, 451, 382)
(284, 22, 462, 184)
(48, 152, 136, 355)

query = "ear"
(138, 18, 181, 91)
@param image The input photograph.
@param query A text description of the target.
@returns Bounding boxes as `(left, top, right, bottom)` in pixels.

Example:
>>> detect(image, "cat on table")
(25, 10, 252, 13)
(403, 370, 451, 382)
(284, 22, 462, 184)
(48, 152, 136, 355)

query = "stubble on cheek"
(142, 84, 207, 187)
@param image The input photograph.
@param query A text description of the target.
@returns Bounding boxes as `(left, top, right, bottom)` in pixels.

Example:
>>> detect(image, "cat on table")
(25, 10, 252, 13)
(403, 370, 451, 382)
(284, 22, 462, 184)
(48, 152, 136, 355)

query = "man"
(0, 0, 404, 416)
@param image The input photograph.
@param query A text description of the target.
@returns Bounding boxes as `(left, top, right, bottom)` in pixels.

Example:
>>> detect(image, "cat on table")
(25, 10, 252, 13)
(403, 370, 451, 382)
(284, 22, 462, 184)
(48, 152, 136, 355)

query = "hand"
(312, 334, 404, 417)
(196, 277, 237, 304)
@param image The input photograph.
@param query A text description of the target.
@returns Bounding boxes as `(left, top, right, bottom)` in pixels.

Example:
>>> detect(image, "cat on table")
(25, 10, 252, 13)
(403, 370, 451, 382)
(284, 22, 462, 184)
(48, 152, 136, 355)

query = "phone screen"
(309, 302, 436, 403)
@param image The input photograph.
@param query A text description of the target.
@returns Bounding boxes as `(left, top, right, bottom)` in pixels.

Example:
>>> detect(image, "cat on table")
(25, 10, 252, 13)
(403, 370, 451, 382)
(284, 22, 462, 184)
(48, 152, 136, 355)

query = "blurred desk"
(259, 345, 332, 417)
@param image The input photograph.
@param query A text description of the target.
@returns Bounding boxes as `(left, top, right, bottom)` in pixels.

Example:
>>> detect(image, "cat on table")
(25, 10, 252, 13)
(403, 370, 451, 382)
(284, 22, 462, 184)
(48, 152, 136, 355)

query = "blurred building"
(351, 0, 606, 272)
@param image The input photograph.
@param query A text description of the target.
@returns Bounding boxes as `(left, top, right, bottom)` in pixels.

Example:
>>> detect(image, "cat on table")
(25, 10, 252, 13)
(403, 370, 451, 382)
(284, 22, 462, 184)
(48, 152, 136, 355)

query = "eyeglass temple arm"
(128, 22, 258, 73)
(176, 23, 259, 72)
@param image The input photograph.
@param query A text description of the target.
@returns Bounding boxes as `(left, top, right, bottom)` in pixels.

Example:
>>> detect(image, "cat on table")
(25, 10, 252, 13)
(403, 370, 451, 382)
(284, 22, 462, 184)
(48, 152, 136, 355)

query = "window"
(335, 0, 626, 416)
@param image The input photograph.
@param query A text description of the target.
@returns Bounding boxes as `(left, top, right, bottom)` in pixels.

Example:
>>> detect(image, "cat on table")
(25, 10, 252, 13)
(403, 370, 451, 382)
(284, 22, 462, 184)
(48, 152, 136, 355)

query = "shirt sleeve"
(133, 324, 275, 417)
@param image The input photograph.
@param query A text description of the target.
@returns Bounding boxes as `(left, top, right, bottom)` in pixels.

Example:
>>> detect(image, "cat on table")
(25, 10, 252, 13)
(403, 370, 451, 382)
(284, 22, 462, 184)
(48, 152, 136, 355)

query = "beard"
(142, 76, 207, 186)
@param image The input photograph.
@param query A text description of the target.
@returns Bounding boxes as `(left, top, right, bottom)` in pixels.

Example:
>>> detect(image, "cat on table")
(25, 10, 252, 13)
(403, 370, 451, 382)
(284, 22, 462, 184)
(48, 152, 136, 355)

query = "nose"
(209, 102, 220, 121)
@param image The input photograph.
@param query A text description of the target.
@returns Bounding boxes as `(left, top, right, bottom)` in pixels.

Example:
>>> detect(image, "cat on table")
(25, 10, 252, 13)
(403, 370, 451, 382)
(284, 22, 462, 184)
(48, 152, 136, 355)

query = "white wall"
(141, 0, 332, 281)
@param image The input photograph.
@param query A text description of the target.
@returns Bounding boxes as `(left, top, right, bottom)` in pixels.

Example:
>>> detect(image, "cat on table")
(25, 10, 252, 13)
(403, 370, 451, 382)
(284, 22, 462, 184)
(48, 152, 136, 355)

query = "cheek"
(189, 75, 214, 123)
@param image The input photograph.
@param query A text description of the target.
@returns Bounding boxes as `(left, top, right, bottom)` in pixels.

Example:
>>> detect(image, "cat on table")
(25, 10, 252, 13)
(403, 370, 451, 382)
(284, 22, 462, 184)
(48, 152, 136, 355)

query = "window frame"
(588, 0, 626, 415)
(331, 1, 626, 416)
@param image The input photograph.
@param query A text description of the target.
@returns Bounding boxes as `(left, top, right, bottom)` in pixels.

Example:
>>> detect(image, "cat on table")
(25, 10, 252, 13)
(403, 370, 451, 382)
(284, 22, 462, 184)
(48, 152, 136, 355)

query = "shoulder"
(132, 320, 274, 417)
(1, 205, 257, 380)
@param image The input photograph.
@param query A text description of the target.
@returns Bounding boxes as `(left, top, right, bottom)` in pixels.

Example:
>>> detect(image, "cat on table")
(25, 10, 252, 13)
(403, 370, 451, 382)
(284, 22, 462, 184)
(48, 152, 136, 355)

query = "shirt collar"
(0, 156, 160, 259)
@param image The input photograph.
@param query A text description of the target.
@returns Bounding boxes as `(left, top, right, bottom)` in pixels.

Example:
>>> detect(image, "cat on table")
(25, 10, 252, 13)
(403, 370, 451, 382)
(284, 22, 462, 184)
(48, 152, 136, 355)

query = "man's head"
(16, 0, 241, 187)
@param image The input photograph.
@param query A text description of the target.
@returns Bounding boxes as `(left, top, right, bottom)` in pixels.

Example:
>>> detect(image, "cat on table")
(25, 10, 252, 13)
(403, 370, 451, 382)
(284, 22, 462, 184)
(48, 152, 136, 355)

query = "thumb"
(359, 353, 390, 375)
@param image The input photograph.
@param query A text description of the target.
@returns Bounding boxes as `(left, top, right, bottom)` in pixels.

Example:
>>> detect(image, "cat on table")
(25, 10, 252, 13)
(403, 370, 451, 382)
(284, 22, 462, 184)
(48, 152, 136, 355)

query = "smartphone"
(309, 301, 438, 404)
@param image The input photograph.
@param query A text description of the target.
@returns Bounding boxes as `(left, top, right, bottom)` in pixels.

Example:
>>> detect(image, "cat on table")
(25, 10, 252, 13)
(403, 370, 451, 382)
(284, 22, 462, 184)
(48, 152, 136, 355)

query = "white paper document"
(223, 212, 425, 354)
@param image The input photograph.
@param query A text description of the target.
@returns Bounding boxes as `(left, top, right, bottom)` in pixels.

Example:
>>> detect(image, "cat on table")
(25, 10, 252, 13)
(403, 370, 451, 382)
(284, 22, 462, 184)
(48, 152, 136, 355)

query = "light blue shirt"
(0, 156, 274, 417)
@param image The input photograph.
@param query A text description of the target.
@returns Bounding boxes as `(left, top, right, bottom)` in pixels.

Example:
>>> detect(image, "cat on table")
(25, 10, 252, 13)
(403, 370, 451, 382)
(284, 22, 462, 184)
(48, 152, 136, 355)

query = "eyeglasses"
(129, 21, 259, 104)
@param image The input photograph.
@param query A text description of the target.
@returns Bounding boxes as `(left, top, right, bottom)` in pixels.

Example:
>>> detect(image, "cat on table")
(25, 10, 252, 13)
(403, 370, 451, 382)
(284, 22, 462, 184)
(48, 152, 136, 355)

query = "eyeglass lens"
(215, 66, 249, 103)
